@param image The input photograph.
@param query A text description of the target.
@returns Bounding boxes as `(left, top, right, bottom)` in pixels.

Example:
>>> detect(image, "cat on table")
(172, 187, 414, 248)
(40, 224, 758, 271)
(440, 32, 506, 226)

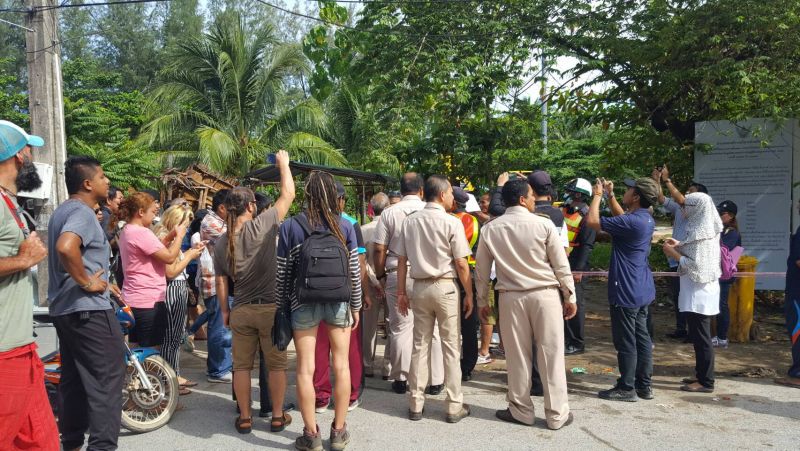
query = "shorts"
(291, 302, 352, 331)
(130, 303, 167, 347)
(482, 281, 499, 326)
(230, 303, 288, 372)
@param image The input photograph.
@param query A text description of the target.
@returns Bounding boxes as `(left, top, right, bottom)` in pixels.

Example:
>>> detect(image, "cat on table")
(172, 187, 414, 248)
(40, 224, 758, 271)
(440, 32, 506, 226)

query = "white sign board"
(695, 119, 797, 290)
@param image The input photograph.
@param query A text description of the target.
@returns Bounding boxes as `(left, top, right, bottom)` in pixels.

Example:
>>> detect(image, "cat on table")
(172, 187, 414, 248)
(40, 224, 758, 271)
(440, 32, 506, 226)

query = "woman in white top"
(662, 192, 722, 393)
(154, 204, 205, 393)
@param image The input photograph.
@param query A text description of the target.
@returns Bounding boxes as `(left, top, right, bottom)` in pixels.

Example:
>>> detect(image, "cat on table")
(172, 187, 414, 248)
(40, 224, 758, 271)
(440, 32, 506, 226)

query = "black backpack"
(293, 214, 351, 304)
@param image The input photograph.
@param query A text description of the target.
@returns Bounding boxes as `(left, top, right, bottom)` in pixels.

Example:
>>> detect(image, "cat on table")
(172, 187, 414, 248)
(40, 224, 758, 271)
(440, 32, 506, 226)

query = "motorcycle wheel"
(121, 355, 179, 433)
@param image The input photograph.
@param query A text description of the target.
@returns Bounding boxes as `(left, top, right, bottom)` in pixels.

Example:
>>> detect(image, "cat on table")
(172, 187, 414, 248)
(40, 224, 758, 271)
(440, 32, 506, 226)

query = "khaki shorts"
(230, 303, 288, 372)
(483, 282, 499, 326)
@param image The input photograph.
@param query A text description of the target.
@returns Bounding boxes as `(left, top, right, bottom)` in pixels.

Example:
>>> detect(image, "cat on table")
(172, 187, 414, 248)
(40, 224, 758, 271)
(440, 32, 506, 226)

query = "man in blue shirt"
(586, 176, 660, 402)
(652, 164, 709, 340)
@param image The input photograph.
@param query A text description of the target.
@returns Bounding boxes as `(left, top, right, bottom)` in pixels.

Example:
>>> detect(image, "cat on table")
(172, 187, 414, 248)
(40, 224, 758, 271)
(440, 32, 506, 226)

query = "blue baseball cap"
(0, 120, 44, 162)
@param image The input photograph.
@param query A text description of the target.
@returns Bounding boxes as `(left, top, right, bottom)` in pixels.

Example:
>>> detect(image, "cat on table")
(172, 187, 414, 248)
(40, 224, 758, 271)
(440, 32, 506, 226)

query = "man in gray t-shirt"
(47, 156, 125, 450)
(47, 199, 112, 316)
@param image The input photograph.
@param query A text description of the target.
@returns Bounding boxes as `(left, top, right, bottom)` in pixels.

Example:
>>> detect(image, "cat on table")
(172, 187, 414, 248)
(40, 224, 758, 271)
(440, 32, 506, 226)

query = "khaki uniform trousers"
(408, 278, 463, 415)
(386, 272, 443, 383)
(362, 282, 392, 376)
(499, 287, 570, 428)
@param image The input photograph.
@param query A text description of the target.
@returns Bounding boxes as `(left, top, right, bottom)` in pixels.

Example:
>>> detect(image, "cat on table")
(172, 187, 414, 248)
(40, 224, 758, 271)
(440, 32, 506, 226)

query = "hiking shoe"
(636, 387, 654, 400)
(295, 426, 323, 451)
(445, 404, 470, 423)
(476, 353, 494, 365)
(348, 397, 361, 412)
(207, 372, 232, 383)
(330, 422, 351, 451)
(315, 399, 329, 414)
(598, 387, 638, 402)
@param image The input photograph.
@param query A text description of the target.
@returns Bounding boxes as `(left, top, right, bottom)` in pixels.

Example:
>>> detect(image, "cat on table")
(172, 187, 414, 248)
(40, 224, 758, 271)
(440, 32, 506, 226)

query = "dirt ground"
(475, 279, 794, 380)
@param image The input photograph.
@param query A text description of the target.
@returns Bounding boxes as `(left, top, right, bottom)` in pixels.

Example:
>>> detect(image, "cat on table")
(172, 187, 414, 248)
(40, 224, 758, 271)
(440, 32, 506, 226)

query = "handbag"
(272, 301, 293, 351)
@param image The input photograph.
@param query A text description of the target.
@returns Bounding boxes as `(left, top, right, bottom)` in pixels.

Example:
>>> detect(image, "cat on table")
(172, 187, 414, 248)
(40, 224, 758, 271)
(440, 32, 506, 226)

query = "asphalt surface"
(34, 325, 799, 451)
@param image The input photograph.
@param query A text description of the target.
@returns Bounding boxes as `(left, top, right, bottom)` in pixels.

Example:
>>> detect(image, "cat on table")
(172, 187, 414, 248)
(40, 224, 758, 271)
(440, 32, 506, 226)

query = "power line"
(0, 0, 171, 13)
(0, 15, 33, 30)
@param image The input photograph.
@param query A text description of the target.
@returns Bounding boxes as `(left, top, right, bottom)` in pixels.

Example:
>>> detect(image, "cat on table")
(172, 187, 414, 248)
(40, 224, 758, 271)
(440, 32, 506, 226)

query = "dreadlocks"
(304, 171, 346, 247)
(223, 187, 254, 281)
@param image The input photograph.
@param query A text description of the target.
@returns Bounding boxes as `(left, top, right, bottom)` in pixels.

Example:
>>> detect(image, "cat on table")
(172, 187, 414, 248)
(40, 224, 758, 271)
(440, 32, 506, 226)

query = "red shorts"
(0, 343, 60, 451)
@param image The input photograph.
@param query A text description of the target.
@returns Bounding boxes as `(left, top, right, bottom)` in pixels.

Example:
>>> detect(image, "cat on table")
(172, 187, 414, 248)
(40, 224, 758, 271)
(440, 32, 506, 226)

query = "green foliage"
(0, 58, 28, 126)
(141, 13, 343, 176)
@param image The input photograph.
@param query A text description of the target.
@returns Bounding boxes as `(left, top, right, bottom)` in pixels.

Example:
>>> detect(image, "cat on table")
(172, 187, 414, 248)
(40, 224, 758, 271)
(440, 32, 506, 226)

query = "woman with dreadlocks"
(214, 150, 295, 435)
(277, 170, 362, 451)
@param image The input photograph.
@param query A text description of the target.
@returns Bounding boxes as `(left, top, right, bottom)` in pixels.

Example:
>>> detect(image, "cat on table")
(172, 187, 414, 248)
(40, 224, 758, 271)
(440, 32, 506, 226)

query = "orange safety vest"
(453, 211, 479, 267)
(562, 208, 583, 256)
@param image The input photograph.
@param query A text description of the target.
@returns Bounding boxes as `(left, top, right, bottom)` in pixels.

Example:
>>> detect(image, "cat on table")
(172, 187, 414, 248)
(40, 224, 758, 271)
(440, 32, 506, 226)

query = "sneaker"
(315, 399, 329, 414)
(408, 408, 424, 421)
(715, 338, 729, 349)
(207, 372, 232, 383)
(598, 386, 638, 402)
(182, 333, 195, 353)
(347, 397, 360, 412)
(636, 387, 654, 400)
(476, 353, 494, 365)
(445, 404, 471, 423)
(295, 426, 323, 451)
(330, 422, 351, 451)
(711, 336, 719, 347)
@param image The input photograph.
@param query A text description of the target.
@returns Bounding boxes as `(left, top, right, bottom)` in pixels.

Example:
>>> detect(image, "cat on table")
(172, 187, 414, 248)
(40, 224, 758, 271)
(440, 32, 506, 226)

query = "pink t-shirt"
(119, 224, 167, 308)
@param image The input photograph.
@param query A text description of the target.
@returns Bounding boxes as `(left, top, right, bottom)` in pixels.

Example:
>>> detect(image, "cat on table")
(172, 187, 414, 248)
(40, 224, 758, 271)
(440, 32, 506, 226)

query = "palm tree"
(139, 14, 344, 176)
(326, 82, 400, 176)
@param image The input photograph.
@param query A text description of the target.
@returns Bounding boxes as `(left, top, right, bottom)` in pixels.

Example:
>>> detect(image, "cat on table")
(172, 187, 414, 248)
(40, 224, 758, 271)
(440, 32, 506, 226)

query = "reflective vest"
(453, 211, 479, 267)
(562, 208, 583, 256)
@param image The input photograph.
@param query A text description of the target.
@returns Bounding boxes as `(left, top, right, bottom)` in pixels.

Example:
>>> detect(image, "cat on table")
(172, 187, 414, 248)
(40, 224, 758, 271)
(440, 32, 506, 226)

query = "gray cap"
(335, 181, 346, 198)
(452, 186, 469, 205)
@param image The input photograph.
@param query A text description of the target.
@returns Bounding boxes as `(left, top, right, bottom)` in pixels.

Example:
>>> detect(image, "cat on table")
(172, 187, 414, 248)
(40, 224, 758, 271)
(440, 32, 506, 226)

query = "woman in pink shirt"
(118, 192, 187, 347)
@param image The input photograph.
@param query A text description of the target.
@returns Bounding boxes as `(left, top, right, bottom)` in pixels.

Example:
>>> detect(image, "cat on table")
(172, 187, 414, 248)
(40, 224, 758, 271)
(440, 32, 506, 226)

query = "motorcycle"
(35, 301, 179, 433)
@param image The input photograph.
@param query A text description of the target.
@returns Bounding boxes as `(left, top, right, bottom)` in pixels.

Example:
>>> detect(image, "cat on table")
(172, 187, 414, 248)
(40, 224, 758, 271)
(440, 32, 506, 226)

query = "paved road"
(35, 321, 797, 451)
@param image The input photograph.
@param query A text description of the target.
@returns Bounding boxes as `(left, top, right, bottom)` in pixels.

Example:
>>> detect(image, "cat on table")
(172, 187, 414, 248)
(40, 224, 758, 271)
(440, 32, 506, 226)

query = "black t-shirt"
(720, 227, 741, 251)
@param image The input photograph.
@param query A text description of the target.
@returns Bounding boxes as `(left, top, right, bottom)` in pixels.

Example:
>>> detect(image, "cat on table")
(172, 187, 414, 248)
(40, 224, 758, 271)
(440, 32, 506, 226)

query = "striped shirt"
(276, 213, 363, 312)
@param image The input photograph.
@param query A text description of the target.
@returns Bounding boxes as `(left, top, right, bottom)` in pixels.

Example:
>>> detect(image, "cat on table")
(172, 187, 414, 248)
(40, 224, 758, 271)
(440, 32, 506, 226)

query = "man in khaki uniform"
(396, 175, 473, 423)
(374, 174, 445, 394)
(361, 192, 391, 378)
(475, 179, 577, 430)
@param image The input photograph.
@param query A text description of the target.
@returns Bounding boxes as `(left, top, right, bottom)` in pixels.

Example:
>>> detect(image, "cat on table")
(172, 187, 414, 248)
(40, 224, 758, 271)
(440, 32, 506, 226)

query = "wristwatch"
(80, 280, 93, 290)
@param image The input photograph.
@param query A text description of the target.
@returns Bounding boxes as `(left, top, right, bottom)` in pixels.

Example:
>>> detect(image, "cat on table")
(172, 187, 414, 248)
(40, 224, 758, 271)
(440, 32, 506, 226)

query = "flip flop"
(180, 379, 198, 388)
(774, 377, 800, 389)
(179, 387, 193, 396)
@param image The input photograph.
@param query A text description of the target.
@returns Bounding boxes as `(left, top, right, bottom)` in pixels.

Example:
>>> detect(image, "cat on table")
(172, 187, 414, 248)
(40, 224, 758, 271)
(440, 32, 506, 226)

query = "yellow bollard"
(727, 256, 758, 342)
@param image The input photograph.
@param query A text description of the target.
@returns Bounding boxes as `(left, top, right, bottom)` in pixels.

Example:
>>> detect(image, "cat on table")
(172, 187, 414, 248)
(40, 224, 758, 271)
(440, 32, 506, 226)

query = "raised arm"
(272, 150, 296, 221)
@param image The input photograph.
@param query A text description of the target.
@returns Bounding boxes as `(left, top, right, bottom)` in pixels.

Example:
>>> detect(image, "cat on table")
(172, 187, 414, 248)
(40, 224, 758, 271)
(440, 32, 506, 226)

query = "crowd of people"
(1, 118, 799, 451)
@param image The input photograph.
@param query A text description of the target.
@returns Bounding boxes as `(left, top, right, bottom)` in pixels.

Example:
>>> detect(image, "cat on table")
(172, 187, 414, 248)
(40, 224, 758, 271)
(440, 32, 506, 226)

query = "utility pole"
(540, 50, 548, 155)
(25, 0, 68, 305)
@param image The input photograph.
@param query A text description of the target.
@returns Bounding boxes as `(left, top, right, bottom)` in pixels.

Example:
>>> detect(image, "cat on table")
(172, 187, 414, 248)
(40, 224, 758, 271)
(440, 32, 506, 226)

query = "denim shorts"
(291, 302, 352, 330)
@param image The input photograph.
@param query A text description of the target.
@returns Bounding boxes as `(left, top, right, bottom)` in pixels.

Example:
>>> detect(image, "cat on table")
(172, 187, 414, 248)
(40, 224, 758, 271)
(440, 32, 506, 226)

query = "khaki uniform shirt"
(373, 195, 425, 270)
(475, 206, 576, 307)
(360, 217, 380, 286)
(396, 203, 471, 279)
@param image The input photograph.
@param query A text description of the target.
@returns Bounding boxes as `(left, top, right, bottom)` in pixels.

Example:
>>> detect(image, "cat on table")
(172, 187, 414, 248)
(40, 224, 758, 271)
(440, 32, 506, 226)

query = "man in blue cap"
(0, 120, 58, 450)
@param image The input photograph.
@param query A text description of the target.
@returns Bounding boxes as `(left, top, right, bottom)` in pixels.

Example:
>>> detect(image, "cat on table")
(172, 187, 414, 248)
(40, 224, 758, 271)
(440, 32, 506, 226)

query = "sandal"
(775, 377, 800, 389)
(179, 387, 193, 396)
(270, 412, 292, 432)
(179, 379, 198, 388)
(235, 416, 252, 434)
